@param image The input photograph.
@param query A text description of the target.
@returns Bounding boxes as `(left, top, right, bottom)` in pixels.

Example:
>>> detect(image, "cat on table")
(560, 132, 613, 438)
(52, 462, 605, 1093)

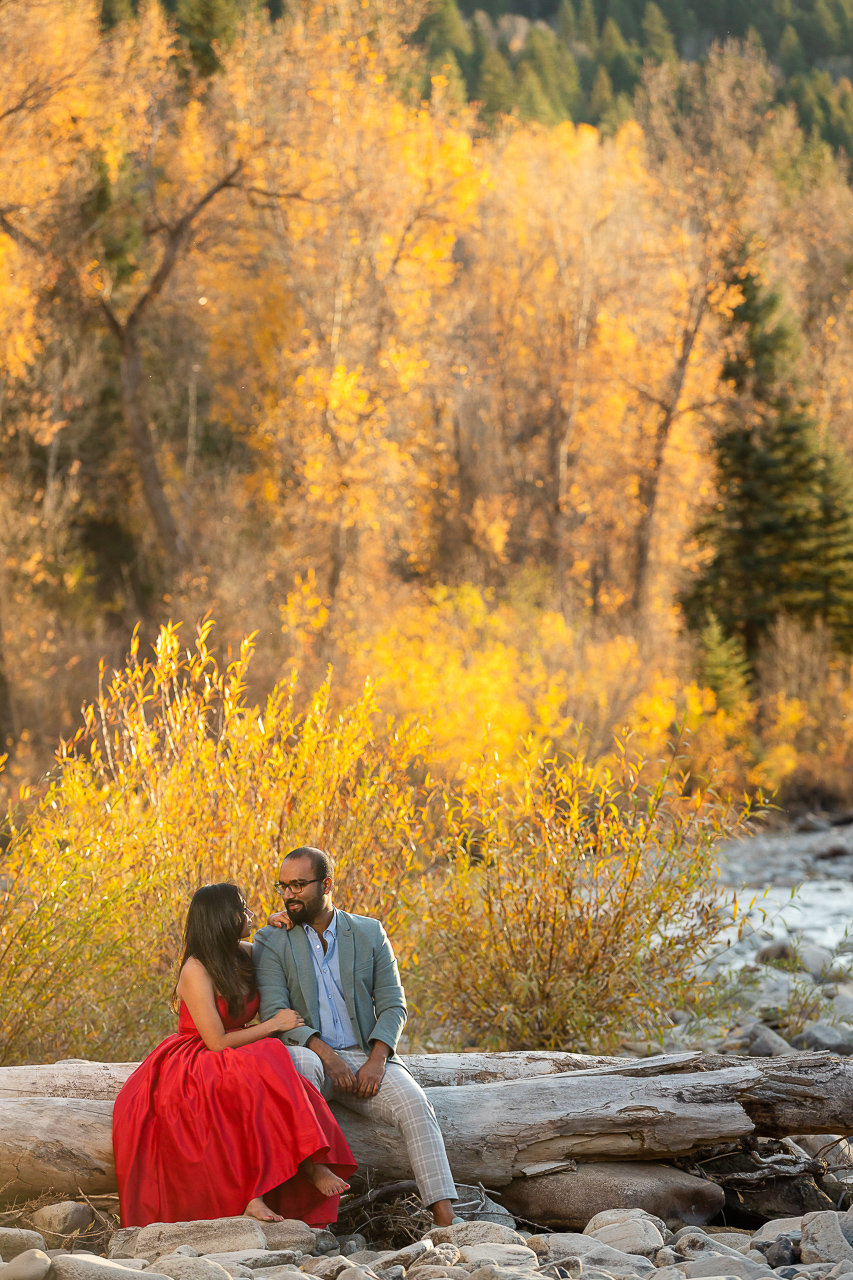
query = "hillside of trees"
(5, 0, 853, 813)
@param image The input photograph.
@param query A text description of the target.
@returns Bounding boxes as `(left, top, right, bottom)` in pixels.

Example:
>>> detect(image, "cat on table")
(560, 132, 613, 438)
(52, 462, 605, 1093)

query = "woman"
(113, 883, 356, 1227)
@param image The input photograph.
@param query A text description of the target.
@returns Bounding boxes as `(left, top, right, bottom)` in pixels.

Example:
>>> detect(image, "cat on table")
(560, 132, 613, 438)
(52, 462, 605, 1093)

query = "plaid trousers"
(286, 1045, 458, 1208)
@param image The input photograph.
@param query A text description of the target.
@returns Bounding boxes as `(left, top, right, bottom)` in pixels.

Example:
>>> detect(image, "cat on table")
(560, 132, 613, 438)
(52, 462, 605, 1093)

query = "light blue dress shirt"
(304, 910, 359, 1049)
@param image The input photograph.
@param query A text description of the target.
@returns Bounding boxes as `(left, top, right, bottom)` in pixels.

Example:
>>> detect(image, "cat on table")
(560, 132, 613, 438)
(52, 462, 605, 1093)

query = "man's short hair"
(284, 845, 335, 882)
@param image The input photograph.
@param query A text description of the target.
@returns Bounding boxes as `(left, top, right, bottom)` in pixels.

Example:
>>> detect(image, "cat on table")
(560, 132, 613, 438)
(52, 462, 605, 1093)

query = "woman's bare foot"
(244, 1196, 283, 1222)
(302, 1159, 350, 1197)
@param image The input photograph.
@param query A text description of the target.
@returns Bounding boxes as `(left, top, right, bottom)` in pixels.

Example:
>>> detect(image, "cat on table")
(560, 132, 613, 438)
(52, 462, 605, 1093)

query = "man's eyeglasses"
(274, 878, 323, 896)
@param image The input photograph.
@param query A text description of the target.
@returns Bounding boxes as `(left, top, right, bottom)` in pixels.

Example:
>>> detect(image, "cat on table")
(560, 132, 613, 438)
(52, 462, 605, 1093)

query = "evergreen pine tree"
(579, 0, 599, 54)
(682, 264, 853, 661)
(477, 46, 518, 118)
(777, 23, 807, 75)
(174, 0, 243, 75)
(416, 0, 474, 63)
(642, 1, 678, 63)
(589, 62, 614, 116)
(598, 16, 639, 93)
(697, 614, 752, 711)
(519, 26, 580, 118)
(558, 0, 577, 43)
(517, 62, 558, 120)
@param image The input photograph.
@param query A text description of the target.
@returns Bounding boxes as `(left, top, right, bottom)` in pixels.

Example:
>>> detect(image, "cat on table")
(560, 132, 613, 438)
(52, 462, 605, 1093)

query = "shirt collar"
(304, 908, 337, 942)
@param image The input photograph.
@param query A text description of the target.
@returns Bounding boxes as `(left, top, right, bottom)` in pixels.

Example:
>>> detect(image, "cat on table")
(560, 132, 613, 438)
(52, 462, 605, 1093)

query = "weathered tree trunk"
(2, 1051, 851, 1205)
(0, 1050, 698, 1101)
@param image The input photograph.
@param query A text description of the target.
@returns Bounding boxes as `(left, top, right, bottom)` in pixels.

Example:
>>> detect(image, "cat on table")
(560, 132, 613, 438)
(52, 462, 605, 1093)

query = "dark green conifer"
(174, 0, 242, 75)
(682, 265, 853, 661)
(642, 1, 678, 62)
(558, 0, 577, 43)
(477, 46, 518, 118)
(589, 62, 614, 115)
(697, 614, 752, 711)
(777, 23, 807, 74)
(578, 0, 599, 54)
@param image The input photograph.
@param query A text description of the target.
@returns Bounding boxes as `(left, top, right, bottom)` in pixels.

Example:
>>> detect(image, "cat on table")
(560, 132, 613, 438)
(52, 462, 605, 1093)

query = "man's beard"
(285, 900, 309, 922)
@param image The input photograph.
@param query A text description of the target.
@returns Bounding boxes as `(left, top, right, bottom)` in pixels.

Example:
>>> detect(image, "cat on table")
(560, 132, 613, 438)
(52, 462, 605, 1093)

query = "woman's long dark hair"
(173, 883, 256, 1018)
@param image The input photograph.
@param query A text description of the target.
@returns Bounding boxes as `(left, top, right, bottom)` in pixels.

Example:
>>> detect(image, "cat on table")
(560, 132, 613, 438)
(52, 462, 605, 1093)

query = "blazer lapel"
(335, 910, 361, 1041)
(287, 925, 321, 1030)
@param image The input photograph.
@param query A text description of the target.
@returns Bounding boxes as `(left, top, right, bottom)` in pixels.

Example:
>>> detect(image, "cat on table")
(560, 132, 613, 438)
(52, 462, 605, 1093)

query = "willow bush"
(0, 622, 429, 1065)
(409, 740, 747, 1053)
(1, 623, 747, 1065)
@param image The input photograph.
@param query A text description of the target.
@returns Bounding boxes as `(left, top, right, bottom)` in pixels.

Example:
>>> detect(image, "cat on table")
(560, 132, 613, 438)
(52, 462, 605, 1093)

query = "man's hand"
(307, 1036, 358, 1094)
(354, 1054, 386, 1098)
(354, 1041, 390, 1099)
(267, 910, 294, 930)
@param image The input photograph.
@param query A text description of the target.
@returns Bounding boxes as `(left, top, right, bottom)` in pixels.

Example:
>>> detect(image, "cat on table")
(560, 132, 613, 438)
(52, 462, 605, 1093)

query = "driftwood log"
(1, 1050, 852, 1205)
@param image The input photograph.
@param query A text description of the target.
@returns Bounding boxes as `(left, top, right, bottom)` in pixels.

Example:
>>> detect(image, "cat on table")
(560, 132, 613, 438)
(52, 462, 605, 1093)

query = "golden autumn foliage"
(5, 0, 853, 1063)
(0, 622, 743, 1065)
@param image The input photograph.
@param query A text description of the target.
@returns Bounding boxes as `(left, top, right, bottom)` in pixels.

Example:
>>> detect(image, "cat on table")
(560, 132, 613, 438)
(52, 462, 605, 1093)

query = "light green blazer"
(253, 909, 408, 1060)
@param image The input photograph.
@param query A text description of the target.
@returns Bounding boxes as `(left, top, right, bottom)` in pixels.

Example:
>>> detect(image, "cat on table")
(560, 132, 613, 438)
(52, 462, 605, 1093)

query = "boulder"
(792, 1024, 853, 1055)
(587, 1221, 663, 1257)
(259, 1230, 314, 1257)
(679, 1259, 775, 1280)
(339, 1244, 367, 1261)
(427, 1229, 523, 1250)
(105, 1264, 149, 1272)
(763, 1237, 799, 1269)
(308, 1238, 338, 1261)
(51, 1261, 171, 1280)
(452, 1189, 515, 1231)
(747, 1026, 793, 1057)
(584, 1209, 668, 1239)
(466, 1269, 546, 1280)
(800, 1213, 853, 1265)
(135, 1227, 266, 1266)
(456, 1248, 537, 1271)
(403, 1270, 467, 1280)
(151, 1259, 231, 1280)
(29, 1209, 94, 1247)
(333, 1260, 378, 1270)
(0, 1236, 46, 1264)
(200, 1255, 300, 1273)
(254, 1269, 302, 1280)
(675, 1232, 748, 1262)
(109, 1234, 141, 1262)
(298, 1259, 350, 1280)
(523, 1234, 653, 1276)
(378, 1246, 432, 1271)
(751, 1218, 803, 1245)
(501, 1163, 724, 1231)
(0, 1250, 52, 1280)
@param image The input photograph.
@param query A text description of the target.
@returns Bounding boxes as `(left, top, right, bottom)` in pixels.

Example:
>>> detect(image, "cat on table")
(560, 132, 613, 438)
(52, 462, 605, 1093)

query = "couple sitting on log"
(113, 847, 460, 1232)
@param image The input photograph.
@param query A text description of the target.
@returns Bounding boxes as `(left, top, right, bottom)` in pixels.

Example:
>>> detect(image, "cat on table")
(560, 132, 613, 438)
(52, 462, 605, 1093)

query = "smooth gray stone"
(0, 1236, 47, 1265)
(30, 1209, 94, 1246)
(51, 1261, 172, 1280)
(201, 1254, 299, 1272)
(153, 1258, 232, 1280)
(135, 1226, 265, 1266)
(0, 1249, 52, 1280)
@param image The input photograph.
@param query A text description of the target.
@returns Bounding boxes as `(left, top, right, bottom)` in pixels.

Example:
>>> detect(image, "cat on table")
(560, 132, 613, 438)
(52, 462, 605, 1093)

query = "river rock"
(109, 1234, 142, 1262)
(584, 1209, 668, 1240)
(254, 1269, 302, 1280)
(0, 1236, 47, 1264)
(501, 1163, 724, 1230)
(404, 1270, 467, 1280)
(152, 1259, 232, 1280)
(751, 1219, 804, 1244)
(201, 1254, 299, 1273)
(299, 1259, 351, 1279)
(675, 1232, 748, 1261)
(0, 1250, 52, 1280)
(465, 1269, 544, 1280)
(585, 1219, 663, 1258)
(748, 1025, 793, 1056)
(135, 1226, 266, 1265)
(792, 1023, 853, 1054)
(307, 1238, 338, 1262)
(260, 1229, 314, 1257)
(679, 1258, 775, 1279)
(428, 1229, 523, 1251)
(379, 1245, 433, 1271)
(800, 1213, 853, 1264)
(763, 1238, 800, 1269)
(524, 1235, 654, 1276)
(51, 1261, 171, 1280)
(456, 1247, 537, 1270)
(29, 1209, 94, 1247)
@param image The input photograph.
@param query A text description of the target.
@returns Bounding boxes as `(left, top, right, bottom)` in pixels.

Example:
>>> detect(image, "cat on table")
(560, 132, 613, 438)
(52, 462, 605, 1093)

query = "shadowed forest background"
(4, 0, 853, 1064)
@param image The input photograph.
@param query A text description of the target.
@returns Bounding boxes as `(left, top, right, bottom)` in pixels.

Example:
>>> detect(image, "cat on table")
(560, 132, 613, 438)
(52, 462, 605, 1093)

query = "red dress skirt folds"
(113, 993, 356, 1227)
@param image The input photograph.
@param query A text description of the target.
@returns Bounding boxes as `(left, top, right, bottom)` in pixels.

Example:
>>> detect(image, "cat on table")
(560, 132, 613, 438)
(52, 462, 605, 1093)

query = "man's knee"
(287, 1045, 325, 1090)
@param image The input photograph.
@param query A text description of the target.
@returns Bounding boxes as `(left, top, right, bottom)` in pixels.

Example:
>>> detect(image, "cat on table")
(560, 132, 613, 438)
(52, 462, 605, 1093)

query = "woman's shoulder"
(238, 940, 253, 956)
(177, 956, 213, 992)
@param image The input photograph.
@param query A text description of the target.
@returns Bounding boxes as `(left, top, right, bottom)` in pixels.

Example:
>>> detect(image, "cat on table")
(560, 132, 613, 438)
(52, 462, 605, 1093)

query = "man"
(253, 846, 460, 1227)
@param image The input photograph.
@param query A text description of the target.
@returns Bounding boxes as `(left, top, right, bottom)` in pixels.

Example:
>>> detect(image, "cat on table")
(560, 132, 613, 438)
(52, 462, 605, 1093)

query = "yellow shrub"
(410, 738, 746, 1053)
(0, 622, 429, 1065)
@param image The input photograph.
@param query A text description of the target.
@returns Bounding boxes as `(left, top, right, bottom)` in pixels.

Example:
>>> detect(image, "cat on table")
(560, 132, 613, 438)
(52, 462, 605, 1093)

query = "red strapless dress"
(113, 993, 356, 1227)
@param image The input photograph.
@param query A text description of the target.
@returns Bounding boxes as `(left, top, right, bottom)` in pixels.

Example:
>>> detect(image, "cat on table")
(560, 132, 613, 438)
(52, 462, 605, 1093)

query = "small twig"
(338, 1181, 419, 1215)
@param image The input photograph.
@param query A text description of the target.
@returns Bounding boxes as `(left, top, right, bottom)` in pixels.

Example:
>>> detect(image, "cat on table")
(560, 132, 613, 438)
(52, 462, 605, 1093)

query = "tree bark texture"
(2, 1051, 852, 1204)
